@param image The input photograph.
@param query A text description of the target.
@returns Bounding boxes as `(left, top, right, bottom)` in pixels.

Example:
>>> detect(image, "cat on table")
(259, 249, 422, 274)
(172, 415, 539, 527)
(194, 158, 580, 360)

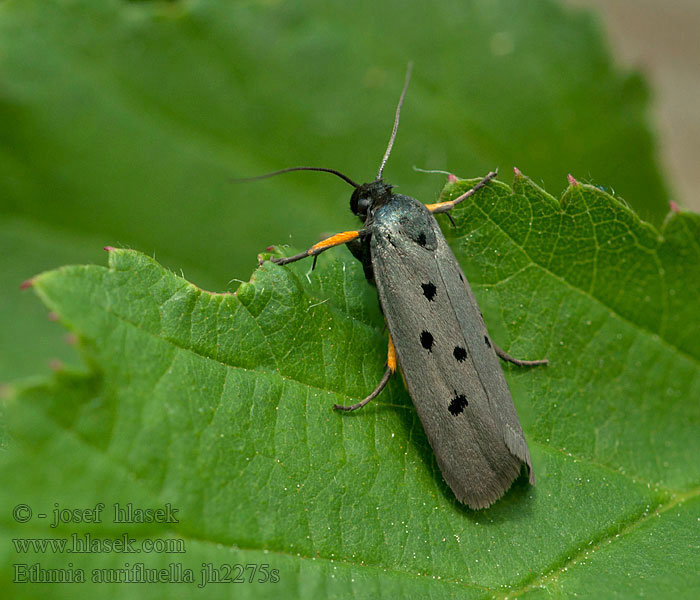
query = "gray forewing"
(369, 196, 533, 508)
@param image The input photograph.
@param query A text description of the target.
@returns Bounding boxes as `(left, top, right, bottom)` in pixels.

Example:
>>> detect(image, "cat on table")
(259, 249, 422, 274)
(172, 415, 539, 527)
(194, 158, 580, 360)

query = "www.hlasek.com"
(13, 533, 185, 555)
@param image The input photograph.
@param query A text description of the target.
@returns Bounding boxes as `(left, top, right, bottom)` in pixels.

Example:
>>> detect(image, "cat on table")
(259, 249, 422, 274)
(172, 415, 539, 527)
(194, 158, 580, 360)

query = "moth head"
(350, 180, 394, 221)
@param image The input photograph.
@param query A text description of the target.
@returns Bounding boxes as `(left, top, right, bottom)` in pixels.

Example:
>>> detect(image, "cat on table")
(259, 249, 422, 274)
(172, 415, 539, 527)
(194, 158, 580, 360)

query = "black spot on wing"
(448, 392, 468, 416)
(453, 346, 467, 362)
(417, 231, 427, 246)
(421, 282, 436, 301)
(420, 331, 434, 351)
(484, 336, 491, 348)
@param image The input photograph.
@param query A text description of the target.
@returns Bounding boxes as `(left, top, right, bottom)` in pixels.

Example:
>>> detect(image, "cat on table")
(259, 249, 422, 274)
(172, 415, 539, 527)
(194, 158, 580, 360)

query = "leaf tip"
(265, 245, 276, 252)
(567, 174, 579, 186)
(19, 277, 35, 290)
(669, 200, 681, 214)
(513, 166, 522, 177)
(447, 173, 458, 183)
(104, 246, 115, 252)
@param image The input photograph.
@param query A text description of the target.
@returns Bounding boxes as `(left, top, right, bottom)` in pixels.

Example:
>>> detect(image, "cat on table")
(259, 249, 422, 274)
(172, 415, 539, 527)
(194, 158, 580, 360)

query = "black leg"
(426, 170, 498, 214)
(493, 342, 548, 367)
(333, 367, 392, 412)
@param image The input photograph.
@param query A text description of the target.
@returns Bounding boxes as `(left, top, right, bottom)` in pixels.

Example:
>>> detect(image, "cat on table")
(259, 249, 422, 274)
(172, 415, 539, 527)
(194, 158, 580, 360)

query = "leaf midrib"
(504, 485, 700, 599)
(18, 385, 693, 597)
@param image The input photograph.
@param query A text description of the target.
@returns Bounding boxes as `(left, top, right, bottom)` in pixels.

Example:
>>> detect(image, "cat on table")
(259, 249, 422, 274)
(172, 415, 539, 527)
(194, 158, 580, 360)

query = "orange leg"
(426, 171, 497, 214)
(334, 336, 396, 411)
(266, 230, 361, 266)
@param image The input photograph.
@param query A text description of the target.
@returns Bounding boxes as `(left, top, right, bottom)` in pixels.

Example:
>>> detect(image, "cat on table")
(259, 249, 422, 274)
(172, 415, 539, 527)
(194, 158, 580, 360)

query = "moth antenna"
(412, 166, 453, 176)
(377, 62, 413, 180)
(232, 166, 360, 189)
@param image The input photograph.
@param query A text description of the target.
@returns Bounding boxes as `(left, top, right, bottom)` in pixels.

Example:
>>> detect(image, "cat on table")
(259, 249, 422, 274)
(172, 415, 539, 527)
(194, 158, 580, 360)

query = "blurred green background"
(0, 0, 687, 383)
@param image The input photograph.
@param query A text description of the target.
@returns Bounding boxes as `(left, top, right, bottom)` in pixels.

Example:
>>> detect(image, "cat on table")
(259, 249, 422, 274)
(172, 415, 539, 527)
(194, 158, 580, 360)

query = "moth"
(251, 65, 547, 509)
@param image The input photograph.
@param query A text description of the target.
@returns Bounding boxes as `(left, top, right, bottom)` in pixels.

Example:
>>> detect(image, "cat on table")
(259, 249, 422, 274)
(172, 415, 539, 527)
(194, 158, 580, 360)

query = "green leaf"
(0, 0, 670, 382)
(2, 175, 697, 598)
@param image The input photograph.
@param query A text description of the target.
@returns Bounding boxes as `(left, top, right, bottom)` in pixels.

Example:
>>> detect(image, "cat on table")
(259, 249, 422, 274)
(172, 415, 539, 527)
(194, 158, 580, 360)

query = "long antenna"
(377, 62, 413, 180)
(231, 166, 360, 188)
(412, 166, 453, 176)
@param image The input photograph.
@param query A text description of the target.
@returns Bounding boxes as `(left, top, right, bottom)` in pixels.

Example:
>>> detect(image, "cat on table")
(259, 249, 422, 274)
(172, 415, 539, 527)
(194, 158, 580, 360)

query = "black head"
(350, 180, 394, 221)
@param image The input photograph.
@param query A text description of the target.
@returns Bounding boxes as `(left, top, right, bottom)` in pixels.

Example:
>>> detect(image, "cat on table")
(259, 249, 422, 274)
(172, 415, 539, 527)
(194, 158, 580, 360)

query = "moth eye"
(357, 196, 371, 215)
(420, 330, 434, 351)
(417, 231, 427, 246)
(421, 282, 437, 301)
(453, 346, 467, 362)
(351, 191, 372, 218)
(484, 336, 491, 348)
(448, 392, 468, 416)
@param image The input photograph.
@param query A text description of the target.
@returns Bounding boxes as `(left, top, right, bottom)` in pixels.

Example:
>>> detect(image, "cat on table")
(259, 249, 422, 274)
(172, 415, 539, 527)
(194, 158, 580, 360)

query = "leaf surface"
(2, 175, 697, 598)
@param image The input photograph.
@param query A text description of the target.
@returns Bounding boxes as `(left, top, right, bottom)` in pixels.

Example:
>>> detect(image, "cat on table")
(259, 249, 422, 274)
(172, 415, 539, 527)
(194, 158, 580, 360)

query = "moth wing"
(435, 230, 535, 485)
(370, 205, 532, 509)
